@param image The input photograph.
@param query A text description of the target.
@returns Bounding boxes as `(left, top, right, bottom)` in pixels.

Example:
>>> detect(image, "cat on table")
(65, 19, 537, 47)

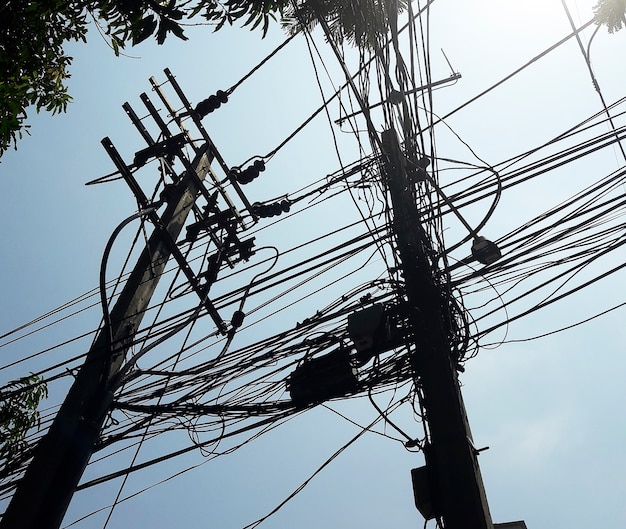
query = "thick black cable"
(100, 207, 159, 386)
(240, 414, 383, 529)
(477, 248, 626, 339)
(227, 33, 298, 95)
(482, 298, 626, 346)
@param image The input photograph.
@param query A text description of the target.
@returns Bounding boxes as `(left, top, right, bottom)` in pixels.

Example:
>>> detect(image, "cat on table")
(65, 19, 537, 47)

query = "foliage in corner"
(90, 0, 292, 53)
(594, 0, 626, 32)
(1, 0, 406, 158)
(0, 1, 89, 157)
(0, 0, 292, 158)
(0, 374, 48, 463)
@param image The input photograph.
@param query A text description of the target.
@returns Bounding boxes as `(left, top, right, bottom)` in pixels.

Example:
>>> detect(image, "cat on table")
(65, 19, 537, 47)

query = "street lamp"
(416, 161, 501, 265)
(471, 235, 501, 265)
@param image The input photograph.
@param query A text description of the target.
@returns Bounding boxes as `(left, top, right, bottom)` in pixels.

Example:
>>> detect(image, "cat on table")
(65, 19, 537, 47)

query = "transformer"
(288, 348, 358, 408)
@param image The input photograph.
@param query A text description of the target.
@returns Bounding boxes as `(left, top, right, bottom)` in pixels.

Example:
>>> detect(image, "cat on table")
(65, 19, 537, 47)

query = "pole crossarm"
(101, 138, 227, 334)
(381, 129, 494, 529)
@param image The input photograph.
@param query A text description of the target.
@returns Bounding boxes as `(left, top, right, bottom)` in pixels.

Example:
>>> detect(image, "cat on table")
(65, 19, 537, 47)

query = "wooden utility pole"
(0, 145, 214, 529)
(381, 129, 494, 529)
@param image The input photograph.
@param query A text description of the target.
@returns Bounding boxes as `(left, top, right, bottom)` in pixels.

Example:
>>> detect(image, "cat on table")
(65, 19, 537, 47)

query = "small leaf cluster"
(91, 0, 292, 53)
(0, 374, 48, 463)
(0, 0, 88, 156)
(89, 0, 189, 50)
(190, 0, 291, 37)
(282, 0, 408, 50)
(594, 0, 626, 33)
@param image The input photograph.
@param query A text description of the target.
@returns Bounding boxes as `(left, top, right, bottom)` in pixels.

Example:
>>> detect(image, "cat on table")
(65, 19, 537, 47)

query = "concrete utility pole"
(0, 146, 214, 529)
(381, 129, 494, 529)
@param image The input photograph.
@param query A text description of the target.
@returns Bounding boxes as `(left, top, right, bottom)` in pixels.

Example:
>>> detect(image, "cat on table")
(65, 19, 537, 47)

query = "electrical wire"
(4, 6, 626, 526)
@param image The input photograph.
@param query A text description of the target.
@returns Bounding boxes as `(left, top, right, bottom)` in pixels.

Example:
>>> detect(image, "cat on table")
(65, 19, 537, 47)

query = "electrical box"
(411, 466, 437, 521)
(494, 522, 528, 529)
(288, 348, 358, 408)
(347, 304, 388, 352)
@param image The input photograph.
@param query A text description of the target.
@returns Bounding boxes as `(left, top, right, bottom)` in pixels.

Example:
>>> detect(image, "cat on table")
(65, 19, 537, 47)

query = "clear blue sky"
(1, 1, 626, 528)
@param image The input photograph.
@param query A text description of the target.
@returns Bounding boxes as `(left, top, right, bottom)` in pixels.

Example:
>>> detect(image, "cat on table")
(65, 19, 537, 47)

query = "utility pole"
(1, 71, 253, 529)
(1, 63, 497, 528)
(0, 146, 214, 529)
(381, 129, 494, 529)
